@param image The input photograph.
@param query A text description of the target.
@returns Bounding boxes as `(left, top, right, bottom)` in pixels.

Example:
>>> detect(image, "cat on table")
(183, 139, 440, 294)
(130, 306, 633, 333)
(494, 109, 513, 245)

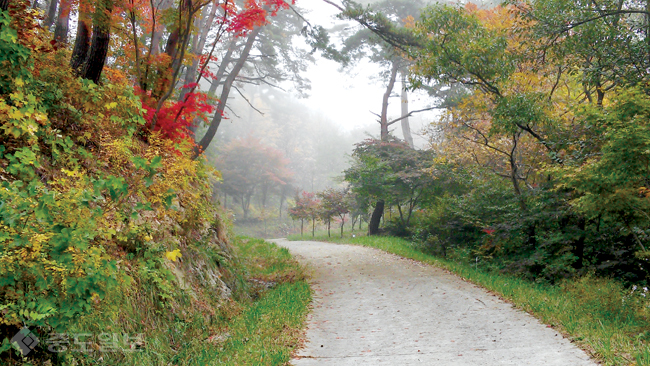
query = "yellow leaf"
(165, 249, 182, 262)
(8, 109, 23, 120)
(33, 112, 48, 124)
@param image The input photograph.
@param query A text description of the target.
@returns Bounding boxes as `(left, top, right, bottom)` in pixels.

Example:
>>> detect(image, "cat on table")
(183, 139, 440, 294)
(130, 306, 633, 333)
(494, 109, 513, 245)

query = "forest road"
(271, 239, 598, 366)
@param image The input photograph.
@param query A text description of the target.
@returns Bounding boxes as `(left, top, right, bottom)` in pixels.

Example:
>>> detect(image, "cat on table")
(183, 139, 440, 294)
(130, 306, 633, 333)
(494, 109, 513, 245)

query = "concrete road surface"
(271, 239, 597, 366)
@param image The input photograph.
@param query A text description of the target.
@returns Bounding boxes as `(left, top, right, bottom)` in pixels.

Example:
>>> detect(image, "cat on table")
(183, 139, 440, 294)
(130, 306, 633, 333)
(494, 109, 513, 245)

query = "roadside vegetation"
(0, 1, 310, 363)
(66, 236, 310, 366)
(285, 2, 650, 365)
(288, 232, 650, 366)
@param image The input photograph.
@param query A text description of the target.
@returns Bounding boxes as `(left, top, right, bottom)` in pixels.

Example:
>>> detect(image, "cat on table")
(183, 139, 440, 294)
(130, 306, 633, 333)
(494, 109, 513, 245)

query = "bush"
(0, 8, 226, 362)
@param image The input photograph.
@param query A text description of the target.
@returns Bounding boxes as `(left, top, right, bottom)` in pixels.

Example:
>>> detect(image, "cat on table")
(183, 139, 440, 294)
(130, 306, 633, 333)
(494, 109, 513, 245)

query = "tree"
(194, 1, 310, 157)
(406, 1, 650, 279)
(80, 0, 114, 83)
(44, 0, 57, 27)
(330, 0, 428, 142)
(346, 191, 369, 233)
(300, 191, 320, 237)
(555, 88, 650, 253)
(335, 193, 351, 238)
(322, 0, 437, 234)
(289, 191, 313, 237)
(317, 188, 350, 238)
(410, 4, 555, 245)
(195, 26, 263, 157)
(515, 0, 650, 102)
(345, 137, 434, 234)
(41, 0, 294, 148)
(215, 137, 292, 219)
(70, 0, 91, 71)
(52, 0, 70, 43)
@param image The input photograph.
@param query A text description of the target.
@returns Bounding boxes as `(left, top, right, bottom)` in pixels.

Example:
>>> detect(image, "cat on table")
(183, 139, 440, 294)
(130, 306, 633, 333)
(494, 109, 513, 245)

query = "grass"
(203, 238, 311, 365)
(58, 237, 311, 366)
(288, 232, 650, 366)
(209, 281, 311, 365)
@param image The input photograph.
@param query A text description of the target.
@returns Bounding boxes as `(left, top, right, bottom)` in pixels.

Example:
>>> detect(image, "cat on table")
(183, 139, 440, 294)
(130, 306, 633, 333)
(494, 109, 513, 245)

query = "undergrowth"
(4, 237, 310, 365)
(288, 233, 650, 366)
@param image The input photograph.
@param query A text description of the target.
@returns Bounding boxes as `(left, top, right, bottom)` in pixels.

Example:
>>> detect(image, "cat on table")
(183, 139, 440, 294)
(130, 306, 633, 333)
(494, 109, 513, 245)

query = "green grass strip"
(209, 281, 311, 365)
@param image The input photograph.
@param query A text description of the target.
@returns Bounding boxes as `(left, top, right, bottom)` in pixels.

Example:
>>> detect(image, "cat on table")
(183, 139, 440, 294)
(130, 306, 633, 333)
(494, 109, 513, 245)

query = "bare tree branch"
(386, 106, 444, 126)
(233, 85, 265, 116)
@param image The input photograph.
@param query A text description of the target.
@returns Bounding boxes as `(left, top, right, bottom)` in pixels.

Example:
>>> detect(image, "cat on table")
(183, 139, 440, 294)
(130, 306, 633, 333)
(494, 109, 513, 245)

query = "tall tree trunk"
(371, 61, 399, 234)
(81, 0, 113, 84)
(380, 61, 399, 140)
(368, 200, 384, 235)
(194, 27, 262, 158)
(149, 0, 174, 55)
(150, 0, 186, 100)
(164, 29, 180, 67)
(207, 42, 235, 96)
(596, 79, 605, 107)
(70, 0, 91, 71)
(406, 197, 415, 227)
(393, 204, 399, 224)
(509, 134, 525, 211)
(53, 0, 71, 43)
(189, 39, 237, 136)
(573, 216, 586, 269)
(179, 1, 217, 102)
(206, 37, 238, 99)
(162, 0, 194, 75)
(278, 187, 287, 219)
(242, 194, 250, 219)
(44, 0, 57, 28)
(400, 73, 414, 148)
(509, 133, 536, 247)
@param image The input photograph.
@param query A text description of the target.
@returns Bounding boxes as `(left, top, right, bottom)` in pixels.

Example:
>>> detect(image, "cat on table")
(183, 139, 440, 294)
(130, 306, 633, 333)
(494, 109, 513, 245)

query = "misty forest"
(1, 0, 650, 364)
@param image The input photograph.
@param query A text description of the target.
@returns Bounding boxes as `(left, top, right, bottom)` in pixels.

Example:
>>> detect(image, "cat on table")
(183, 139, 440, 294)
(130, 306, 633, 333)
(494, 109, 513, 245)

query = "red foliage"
(198, 54, 220, 80)
(482, 228, 496, 235)
(289, 191, 320, 221)
(225, 0, 293, 36)
(136, 86, 215, 143)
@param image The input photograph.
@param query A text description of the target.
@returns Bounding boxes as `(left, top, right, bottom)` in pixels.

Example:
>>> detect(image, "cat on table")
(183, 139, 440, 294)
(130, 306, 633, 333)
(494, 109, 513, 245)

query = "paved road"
(272, 239, 597, 366)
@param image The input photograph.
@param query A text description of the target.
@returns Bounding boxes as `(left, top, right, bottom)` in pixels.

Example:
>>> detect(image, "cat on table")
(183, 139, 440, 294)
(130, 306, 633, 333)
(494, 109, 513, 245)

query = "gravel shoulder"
(272, 239, 598, 366)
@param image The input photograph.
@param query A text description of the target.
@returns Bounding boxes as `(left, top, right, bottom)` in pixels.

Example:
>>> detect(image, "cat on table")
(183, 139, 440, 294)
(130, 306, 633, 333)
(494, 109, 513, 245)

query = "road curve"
(271, 239, 597, 366)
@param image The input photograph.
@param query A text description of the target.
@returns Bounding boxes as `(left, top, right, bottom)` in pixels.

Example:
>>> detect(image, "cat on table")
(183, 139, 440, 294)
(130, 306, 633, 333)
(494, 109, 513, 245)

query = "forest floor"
(272, 238, 597, 366)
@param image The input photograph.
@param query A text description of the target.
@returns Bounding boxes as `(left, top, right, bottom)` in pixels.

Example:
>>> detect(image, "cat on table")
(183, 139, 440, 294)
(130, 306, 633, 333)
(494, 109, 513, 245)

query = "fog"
(211, 0, 441, 198)
(192, 0, 503, 235)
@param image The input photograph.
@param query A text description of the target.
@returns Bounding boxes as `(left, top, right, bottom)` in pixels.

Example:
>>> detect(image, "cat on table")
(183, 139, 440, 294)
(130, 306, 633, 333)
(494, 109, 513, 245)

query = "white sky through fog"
(293, 0, 440, 147)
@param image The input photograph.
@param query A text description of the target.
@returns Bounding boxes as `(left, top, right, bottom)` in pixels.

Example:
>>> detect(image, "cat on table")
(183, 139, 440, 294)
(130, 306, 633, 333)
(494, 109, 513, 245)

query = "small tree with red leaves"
(289, 191, 319, 237)
(317, 188, 350, 238)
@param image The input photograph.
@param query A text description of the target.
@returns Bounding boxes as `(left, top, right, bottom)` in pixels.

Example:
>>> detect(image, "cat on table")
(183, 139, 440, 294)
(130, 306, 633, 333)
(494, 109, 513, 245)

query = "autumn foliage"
(0, 1, 267, 362)
(138, 86, 214, 142)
